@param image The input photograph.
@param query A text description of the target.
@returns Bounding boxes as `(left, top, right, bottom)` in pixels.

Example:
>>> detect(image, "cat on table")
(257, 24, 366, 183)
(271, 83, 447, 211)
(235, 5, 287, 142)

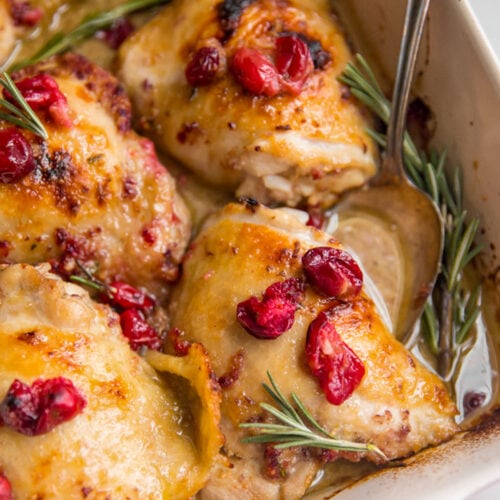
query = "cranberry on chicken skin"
(0, 53, 190, 301)
(168, 201, 458, 499)
(118, 0, 378, 208)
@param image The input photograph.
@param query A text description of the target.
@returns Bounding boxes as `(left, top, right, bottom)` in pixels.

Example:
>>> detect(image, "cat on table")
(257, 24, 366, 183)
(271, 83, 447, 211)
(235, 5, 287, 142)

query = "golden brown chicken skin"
(168, 201, 458, 499)
(0, 53, 190, 301)
(118, 0, 378, 208)
(0, 263, 222, 499)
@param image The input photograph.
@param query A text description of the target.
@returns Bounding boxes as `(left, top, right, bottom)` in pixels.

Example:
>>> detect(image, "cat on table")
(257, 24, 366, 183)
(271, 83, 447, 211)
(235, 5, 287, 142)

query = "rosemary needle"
(240, 372, 387, 460)
(10, 0, 171, 72)
(0, 72, 48, 139)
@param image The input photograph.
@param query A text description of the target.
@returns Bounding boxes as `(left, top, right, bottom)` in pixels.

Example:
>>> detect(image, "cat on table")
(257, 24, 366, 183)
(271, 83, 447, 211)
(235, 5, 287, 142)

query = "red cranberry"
(105, 282, 155, 310)
(119, 309, 161, 351)
(306, 205, 325, 229)
(9, 0, 42, 26)
(0, 379, 38, 434)
(305, 311, 365, 405)
(231, 47, 281, 97)
(96, 17, 134, 50)
(236, 278, 304, 339)
(0, 127, 35, 183)
(302, 247, 363, 299)
(0, 473, 12, 500)
(5, 74, 71, 127)
(33, 378, 87, 435)
(275, 35, 313, 95)
(0, 377, 86, 436)
(185, 47, 221, 87)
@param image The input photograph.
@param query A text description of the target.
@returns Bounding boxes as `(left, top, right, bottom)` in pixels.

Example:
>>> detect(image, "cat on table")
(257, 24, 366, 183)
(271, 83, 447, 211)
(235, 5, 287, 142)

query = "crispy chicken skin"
(0, 263, 222, 499)
(0, 53, 191, 300)
(169, 201, 459, 499)
(118, 0, 378, 207)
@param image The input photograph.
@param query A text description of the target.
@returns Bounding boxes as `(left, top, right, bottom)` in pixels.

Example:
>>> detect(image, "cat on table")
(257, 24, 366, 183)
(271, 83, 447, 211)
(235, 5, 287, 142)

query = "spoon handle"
(384, 0, 430, 178)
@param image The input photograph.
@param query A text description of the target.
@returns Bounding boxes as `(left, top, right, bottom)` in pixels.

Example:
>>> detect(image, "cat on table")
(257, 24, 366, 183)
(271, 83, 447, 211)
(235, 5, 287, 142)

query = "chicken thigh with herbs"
(118, 0, 378, 207)
(168, 201, 459, 499)
(0, 53, 190, 301)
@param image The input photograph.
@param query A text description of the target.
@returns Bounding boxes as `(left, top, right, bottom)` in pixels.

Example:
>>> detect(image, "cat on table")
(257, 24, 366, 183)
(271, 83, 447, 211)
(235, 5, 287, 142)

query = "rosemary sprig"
(339, 55, 483, 376)
(0, 72, 48, 139)
(240, 372, 387, 460)
(10, 0, 171, 72)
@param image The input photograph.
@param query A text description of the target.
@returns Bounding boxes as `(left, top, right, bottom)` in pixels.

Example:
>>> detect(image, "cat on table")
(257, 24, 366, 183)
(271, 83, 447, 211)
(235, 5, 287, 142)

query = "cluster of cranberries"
(236, 246, 365, 405)
(185, 34, 314, 97)
(101, 281, 161, 352)
(0, 74, 71, 184)
(0, 377, 86, 437)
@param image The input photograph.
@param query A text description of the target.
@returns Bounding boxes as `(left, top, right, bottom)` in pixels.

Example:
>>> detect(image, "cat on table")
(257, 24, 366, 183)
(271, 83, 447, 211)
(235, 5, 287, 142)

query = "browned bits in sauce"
(177, 122, 201, 144)
(218, 350, 245, 388)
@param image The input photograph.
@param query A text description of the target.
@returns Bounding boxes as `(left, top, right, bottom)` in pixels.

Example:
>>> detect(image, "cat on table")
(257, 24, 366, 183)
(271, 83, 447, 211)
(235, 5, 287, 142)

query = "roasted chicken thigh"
(0, 263, 222, 499)
(168, 201, 459, 499)
(0, 53, 190, 300)
(118, 0, 378, 207)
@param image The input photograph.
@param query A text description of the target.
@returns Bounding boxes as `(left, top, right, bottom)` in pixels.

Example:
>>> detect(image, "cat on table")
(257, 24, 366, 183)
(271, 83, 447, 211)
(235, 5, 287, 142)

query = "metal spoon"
(332, 0, 442, 341)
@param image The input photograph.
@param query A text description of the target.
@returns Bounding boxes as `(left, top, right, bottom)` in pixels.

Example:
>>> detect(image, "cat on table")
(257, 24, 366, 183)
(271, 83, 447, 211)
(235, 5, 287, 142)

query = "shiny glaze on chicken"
(118, 0, 378, 207)
(169, 201, 458, 499)
(0, 53, 191, 300)
(0, 263, 222, 499)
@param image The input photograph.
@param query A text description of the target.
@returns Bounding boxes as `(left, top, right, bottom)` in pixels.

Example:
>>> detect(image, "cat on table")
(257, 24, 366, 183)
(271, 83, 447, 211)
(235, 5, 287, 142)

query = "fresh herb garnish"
(0, 72, 48, 139)
(240, 372, 387, 459)
(10, 0, 171, 72)
(339, 55, 482, 377)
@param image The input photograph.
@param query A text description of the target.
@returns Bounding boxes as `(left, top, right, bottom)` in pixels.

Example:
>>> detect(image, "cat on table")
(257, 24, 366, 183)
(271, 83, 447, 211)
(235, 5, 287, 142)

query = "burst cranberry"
(302, 247, 363, 299)
(9, 0, 42, 26)
(5, 74, 72, 127)
(186, 47, 221, 87)
(236, 278, 304, 339)
(119, 309, 161, 351)
(306, 311, 365, 405)
(231, 47, 281, 97)
(0, 377, 86, 436)
(33, 378, 87, 435)
(106, 282, 155, 310)
(0, 473, 12, 500)
(96, 17, 134, 49)
(275, 35, 313, 95)
(0, 379, 38, 434)
(0, 127, 35, 183)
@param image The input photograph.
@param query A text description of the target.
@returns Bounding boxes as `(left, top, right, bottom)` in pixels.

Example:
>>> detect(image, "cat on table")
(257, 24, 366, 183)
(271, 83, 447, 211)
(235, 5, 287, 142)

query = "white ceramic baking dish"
(309, 0, 500, 498)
